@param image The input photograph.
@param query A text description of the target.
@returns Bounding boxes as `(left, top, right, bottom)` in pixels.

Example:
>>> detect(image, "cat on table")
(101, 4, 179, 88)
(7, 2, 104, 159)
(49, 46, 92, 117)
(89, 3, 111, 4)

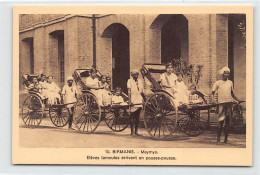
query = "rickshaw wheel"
(105, 107, 130, 132)
(22, 94, 43, 128)
(74, 92, 101, 134)
(49, 107, 70, 127)
(177, 110, 208, 137)
(144, 92, 178, 140)
(177, 94, 209, 137)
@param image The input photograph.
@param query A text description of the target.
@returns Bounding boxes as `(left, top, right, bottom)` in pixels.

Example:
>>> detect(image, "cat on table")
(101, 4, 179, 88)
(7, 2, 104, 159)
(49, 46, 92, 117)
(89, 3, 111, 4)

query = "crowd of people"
(24, 62, 240, 143)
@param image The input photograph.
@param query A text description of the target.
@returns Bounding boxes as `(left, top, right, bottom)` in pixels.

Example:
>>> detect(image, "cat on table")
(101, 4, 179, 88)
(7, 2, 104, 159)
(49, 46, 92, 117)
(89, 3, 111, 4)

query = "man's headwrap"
(219, 67, 230, 75)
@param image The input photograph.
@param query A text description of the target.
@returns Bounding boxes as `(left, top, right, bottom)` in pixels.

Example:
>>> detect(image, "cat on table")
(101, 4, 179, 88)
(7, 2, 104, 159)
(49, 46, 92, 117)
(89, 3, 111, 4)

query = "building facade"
(19, 14, 246, 101)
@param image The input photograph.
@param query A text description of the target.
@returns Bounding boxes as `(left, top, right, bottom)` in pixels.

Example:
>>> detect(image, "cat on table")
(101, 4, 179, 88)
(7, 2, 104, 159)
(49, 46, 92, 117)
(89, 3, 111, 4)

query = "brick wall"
(19, 14, 244, 101)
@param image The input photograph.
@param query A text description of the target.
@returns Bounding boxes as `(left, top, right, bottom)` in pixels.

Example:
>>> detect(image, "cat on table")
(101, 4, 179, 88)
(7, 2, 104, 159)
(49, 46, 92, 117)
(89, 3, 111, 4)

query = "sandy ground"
(19, 117, 246, 148)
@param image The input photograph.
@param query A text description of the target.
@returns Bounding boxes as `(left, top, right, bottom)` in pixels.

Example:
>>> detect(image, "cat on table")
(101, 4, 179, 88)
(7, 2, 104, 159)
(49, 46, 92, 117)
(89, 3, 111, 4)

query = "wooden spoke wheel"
(177, 110, 208, 137)
(49, 106, 70, 127)
(177, 93, 210, 137)
(105, 107, 130, 132)
(22, 94, 44, 128)
(74, 92, 101, 133)
(144, 92, 178, 140)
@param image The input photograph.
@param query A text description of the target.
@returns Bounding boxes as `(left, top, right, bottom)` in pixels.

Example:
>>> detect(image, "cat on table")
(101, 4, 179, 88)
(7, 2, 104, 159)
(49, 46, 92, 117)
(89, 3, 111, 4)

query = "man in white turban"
(127, 69, 144, 136)
(212, 66, 240, 144)
(61, 75, 78, 130)
(219, 66, 230, 75)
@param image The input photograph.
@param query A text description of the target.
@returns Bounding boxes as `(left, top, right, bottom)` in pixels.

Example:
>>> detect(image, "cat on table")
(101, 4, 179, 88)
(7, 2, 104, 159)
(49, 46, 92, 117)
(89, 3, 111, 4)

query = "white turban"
(219, 67, 230, 75)
(67, 76, 73, 81)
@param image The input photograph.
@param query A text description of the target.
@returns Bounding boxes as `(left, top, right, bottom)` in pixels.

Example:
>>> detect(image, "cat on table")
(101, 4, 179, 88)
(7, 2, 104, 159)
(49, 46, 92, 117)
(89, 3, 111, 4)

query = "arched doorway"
(102, 23, 130, 93)
(150, 15, 188, 65)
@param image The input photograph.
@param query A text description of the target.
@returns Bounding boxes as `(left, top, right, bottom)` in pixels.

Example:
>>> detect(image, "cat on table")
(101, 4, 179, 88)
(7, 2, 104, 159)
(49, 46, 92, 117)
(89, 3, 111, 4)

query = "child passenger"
(46, 76, 61, 105)
(99, 75, 112, 106)
(28, 77, 42, 93)
(187, 84, 206, 104)
(112, 87, 127, 105)
(85, 68, 104, 105)
(99, 75, 110, 91)
(174, 73, 189, 105)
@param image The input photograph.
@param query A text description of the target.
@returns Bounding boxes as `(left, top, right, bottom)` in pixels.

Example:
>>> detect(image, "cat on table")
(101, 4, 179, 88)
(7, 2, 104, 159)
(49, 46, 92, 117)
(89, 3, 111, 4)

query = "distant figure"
(212, 67, 240, 144)
(61, 76, 78, 130)
(46, 76, 61, 105)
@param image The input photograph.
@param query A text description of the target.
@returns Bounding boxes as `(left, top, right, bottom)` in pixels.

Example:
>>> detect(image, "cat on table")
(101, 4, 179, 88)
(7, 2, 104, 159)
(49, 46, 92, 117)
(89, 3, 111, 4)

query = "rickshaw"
(140, 64, 212, 140)
(21, 74, 70, 128)
(72, 69, 131, 133)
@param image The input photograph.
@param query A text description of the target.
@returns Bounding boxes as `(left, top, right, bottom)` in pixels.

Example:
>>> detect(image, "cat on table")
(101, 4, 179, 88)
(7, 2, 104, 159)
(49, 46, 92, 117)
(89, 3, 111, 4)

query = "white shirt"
(160, 72, 177, 88)
(127, 78, 143, 108)
(85, 76, 99, 88)
(212, 80, 234, 103)
(47, 82, 60, 93)
(175, 81, 189, 104)
(61, 85, 78, 104)
(39, 81, 48, 89)
(112, 95, 124, 104)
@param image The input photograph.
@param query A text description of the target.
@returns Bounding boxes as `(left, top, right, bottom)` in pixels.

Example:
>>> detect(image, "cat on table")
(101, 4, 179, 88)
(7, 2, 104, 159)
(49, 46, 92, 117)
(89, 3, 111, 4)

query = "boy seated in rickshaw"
(159, 62, 187, 107)
(112, 87, 128, 106)
(174, 73, 206, 105)
(187, 84, 205, 104)
(27, 76, 43, 93)
(46, 76, 61, 105)
(85, 68, 105, 105)
(174, 72, 189, 105)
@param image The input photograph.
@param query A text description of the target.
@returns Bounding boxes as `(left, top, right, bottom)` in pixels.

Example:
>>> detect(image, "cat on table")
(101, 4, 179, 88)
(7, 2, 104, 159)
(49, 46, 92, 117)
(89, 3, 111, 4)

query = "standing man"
(127, 69, 144, 136)
(61, 76, 78, 130)
(212, 67, 240, 144)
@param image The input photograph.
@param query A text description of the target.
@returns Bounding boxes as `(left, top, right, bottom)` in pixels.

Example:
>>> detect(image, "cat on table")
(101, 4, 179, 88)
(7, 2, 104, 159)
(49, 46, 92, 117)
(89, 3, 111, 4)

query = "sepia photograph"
(12, 6, 253, 165)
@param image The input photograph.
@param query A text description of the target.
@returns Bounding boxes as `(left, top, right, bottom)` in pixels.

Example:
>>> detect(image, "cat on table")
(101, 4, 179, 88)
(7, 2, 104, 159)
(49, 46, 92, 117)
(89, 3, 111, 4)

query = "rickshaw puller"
(127, 69, 144, 136)
(212, 67, 240, 144)
(61, 76, 78, 130)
